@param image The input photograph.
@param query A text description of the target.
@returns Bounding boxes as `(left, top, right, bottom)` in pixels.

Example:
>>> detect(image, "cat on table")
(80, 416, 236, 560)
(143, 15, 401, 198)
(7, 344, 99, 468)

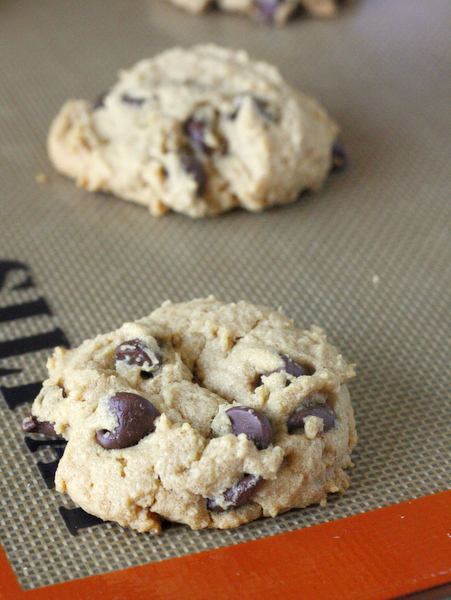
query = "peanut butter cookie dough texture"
(48, 44, 345, 218)
(24, 298, 357, 533)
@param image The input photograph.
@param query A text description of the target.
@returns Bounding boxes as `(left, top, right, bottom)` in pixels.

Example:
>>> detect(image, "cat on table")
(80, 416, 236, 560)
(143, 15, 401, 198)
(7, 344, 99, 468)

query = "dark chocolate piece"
(183, 104, 225, 155)
(253, 0, 280, 24)
(22, 415, 61, 437)
(114, 339, 162, 378)
(93, 91, 108, 110)
(95, 392, 160, 449)
(184, 117, 210, 154)
(255, 353, 314, 387)
(280, 354, 314, 377)
(226, 406, 273, 450)
(331, 140, 347, 171)
(230, 94, 279, 122)
(207, 474, 263, 512)
(180, 154, 207, 195)
(121, 93, 146, 106)
(287, 401, 337, 433)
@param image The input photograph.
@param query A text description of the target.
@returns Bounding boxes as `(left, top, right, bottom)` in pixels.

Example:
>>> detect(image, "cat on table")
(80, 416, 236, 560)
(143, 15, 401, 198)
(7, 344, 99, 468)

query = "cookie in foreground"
(48, 44, 344, 218)
(23, 297, 357, 533)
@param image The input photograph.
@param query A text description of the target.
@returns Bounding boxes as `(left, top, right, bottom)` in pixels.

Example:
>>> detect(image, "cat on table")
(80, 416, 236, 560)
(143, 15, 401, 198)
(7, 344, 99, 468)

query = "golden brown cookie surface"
(26, 297, 356, 533)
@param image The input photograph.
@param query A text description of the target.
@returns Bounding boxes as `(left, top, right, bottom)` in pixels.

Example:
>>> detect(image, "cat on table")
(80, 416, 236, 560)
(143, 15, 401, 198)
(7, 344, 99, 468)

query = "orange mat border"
(0, 490, 450, 600)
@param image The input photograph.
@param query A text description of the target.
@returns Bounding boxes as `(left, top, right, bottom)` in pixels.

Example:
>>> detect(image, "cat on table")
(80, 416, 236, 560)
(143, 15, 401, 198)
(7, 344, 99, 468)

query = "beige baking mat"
(1, 0, 450, 590)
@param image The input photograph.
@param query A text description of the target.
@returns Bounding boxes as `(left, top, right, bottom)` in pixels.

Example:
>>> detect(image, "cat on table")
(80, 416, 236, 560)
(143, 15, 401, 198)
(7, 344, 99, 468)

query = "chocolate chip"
(230, 94, 279, 122)
(253, 97, 278, 121)
(224, 474, 263, 508)
(207, 474, 263, 512)
(180, 154, 207, 195)
(121, 93, 146, 106)
(226, 406, 273, 450)
(93, 91, 108, 110)
(206, 497, 222, 512)
(114, 339, 162, 378)
(22, 415, 61, 437)
(287, 401, 336, 433)
(331, 140, 347, 171)
(255, 354, 314, 387)
(183, 105, 225, 155)
(280, 354, 315, 377)
(183, 117, 210, 154)
(253, 0, 280, 23)
(95, 392, 160, 449)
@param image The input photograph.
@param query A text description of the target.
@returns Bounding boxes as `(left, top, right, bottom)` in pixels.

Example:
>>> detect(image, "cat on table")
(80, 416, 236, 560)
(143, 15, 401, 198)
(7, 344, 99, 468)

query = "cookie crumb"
(35, 172, 48, 184)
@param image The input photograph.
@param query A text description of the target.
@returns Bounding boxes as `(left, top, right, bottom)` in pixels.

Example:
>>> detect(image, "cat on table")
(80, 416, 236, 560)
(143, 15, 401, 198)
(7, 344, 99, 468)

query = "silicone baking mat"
(0, 0, 450, 598)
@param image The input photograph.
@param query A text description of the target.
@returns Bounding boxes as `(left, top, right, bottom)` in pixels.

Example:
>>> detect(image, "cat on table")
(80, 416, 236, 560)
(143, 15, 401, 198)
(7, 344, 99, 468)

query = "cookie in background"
(48, 44, 345, 218)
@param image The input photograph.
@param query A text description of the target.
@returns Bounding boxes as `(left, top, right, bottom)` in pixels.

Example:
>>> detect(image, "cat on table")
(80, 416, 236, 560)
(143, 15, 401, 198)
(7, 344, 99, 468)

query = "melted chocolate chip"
(230, 94, 278, 122)
(253, 97, 278, 121)
(254, 0, 280, 23)
(114, 339, 162, 378)
(183, 104, 225, 155)
(331, 140, 347, 171)
(180, 154, 207, 195)
(226, 406, 273, 450)
(287, 401, 336, 433)
(280, 354, 314, 377)
(183, 117, 210, 154)
(22, 415, 61, 437)
(183, 105, 226, 155)
(207, 474, 263, 512)
(121, 93, 146, 106)
(95, 392, 160, 449)
(255, 354, 314, 387)
(93, 91, 108, 110)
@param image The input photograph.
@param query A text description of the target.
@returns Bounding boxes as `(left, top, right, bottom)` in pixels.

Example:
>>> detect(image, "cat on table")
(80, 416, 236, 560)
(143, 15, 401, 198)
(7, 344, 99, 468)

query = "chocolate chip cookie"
(48, 44, 342, 218)
(24, 297, 357, 533)
(166, 0, 342, 24)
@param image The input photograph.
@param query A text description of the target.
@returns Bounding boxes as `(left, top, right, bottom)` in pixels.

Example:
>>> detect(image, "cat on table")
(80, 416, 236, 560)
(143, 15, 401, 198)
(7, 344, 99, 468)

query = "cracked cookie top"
(25, 297, 356, 533)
